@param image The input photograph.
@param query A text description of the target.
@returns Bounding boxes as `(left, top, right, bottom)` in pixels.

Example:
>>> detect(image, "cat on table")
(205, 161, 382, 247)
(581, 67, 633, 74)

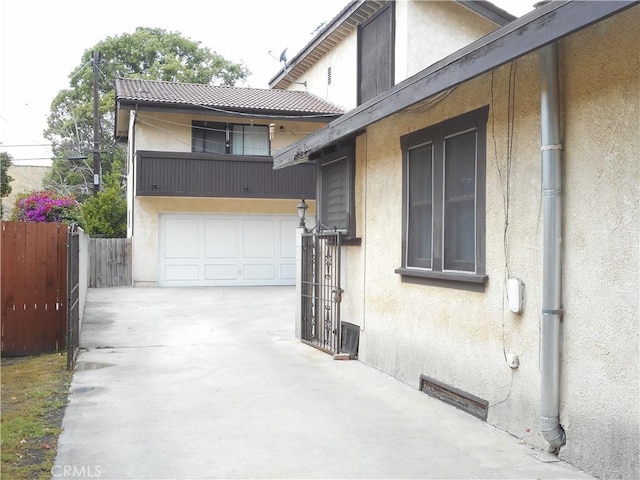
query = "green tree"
(1, 152, 14, 218)
(81, 161, 127, 238)
(44, 26, 250, 203)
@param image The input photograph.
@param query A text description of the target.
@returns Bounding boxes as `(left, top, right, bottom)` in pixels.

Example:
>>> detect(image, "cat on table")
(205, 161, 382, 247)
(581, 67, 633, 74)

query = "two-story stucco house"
(114, 78, 343, 286)
(272, 1, 639, 479)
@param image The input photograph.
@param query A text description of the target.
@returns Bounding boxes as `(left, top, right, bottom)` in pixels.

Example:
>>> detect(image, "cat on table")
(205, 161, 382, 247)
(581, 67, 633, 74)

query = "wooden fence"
(89, 238, 132, 287)
(1, 222, 68, 356)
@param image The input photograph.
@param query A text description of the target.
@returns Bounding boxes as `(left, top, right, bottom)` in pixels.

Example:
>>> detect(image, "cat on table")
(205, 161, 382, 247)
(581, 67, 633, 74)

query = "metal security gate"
(301, 230, 342, 354)
(67, 225, 80, 370)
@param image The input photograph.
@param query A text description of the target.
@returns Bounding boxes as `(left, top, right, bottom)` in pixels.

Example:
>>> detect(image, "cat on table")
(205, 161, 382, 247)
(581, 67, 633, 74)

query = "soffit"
(269, 1, 388, 90)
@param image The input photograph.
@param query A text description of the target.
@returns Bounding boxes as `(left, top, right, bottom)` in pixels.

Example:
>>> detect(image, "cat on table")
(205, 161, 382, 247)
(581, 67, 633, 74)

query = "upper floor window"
(192, 121, 270, 156)
(358, 3, 395, 105)
(396, 106, 489, 285)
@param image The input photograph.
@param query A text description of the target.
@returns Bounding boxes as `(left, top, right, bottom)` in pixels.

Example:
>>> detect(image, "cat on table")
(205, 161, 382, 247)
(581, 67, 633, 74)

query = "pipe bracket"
(541, 144, 563, 151)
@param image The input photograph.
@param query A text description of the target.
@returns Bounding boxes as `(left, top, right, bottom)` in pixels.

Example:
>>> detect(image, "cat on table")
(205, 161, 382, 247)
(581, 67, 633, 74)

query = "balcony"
(135, 150, 316, 199)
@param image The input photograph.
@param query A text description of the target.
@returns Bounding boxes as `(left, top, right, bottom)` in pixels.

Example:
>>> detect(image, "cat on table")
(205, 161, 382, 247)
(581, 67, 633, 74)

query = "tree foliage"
(1, 152, 13, 217)
(81, 162, 127, 238)
(44, 26, 250, 205)
(1, 152, 13, 198)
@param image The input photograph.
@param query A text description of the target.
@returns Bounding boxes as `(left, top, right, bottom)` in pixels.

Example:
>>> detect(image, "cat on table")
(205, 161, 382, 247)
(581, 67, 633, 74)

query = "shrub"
(10, 190, 84, 226)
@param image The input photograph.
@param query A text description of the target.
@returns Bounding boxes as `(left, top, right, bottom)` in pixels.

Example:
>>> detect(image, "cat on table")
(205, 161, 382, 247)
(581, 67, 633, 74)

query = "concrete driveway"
(54, 287, 594, 479)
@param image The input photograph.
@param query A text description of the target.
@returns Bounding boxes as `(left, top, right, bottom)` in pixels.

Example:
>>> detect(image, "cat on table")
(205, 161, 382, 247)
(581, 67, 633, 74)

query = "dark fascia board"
(268, 0, 377, 88)
(273, 0, 638, 169)
(458, 0, 517, 25)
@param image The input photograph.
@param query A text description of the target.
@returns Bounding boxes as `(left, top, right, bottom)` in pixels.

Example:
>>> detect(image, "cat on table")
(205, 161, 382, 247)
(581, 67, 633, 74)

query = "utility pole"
(92, 50, 101, 194)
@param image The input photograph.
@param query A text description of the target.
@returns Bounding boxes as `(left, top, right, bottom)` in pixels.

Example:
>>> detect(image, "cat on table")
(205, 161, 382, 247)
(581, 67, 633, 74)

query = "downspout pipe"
(539, 42, 566, 452)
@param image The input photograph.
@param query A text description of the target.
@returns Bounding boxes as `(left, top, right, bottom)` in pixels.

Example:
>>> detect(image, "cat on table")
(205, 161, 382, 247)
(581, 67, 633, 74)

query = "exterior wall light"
(297, 199, 308, 228)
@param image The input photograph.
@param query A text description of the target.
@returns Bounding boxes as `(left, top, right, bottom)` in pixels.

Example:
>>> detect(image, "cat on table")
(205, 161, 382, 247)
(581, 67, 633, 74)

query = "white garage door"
(158, 213, 298, 286)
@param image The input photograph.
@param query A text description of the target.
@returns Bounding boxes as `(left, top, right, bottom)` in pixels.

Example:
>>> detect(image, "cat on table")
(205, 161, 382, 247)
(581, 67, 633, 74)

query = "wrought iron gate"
(301, 230, 342, 354)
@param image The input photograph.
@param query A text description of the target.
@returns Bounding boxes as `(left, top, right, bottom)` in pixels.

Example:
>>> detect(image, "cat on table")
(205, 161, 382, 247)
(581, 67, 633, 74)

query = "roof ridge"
(116, 76, 301, 93)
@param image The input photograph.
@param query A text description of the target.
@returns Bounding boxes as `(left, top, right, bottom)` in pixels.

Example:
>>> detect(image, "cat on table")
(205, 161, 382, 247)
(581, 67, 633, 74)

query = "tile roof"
(115, 78, 344, 117)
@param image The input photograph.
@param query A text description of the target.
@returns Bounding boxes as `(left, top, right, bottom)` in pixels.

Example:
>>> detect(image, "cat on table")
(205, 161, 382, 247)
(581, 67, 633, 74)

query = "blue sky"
(0, 0, 534, 166)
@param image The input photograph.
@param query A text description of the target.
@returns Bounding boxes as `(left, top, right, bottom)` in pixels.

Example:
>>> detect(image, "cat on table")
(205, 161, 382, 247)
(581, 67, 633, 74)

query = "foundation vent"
(420, 374, 488, 420)
(340, 322, 359, 359)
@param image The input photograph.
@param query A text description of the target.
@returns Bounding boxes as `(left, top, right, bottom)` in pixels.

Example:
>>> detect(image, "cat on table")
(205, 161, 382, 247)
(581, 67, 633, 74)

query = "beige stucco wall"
(291, 0, 500, 111)
(342, 7, 638, 479)
(132, 112, 322, 154)
(289, 29, 358, 111)
(396, 0, 499, 80)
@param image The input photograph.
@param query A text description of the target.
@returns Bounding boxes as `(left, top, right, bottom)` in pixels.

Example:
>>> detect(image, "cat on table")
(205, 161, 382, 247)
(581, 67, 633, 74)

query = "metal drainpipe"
(539, 42, 566, 452)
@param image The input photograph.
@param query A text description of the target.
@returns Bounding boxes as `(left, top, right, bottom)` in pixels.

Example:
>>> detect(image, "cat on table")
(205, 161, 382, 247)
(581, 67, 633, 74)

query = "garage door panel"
(159, 213, 296, 286)
(243, 264, 276, 280)
(204, 219, 238, 258)
(164, 265, 199, 282)
(164, 219, 198, 258)
(279, 219, 297, 258)
(243, 219, 274, 258)
(280, 263, 295, 280)
(204, 264, 238, 280)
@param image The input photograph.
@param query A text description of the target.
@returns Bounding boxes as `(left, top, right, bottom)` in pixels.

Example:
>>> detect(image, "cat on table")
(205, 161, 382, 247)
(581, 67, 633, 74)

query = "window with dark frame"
(397, 106, 489, 284)
(192, 121, 270, 156)
(317, 142, 356, 238)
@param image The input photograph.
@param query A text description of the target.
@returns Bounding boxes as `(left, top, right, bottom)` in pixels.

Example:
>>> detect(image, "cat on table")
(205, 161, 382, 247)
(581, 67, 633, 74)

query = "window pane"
(232, 125, 269, 156)
(407, 143, 433, 268)
(320, 157, 349, 231)
(231, 125, 244, 155)
(193, 123, 225, 154)
(193, 128, 206, 153)
(444, 130, 476, 271)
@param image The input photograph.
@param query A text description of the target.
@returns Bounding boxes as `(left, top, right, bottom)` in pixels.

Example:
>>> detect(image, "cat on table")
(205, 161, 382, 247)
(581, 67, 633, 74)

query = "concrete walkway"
(54, 287, 594, 480)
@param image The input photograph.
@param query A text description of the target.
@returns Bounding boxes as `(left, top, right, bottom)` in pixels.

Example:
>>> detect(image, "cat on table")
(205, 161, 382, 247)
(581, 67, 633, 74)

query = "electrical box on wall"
(508, 278, 524, 314)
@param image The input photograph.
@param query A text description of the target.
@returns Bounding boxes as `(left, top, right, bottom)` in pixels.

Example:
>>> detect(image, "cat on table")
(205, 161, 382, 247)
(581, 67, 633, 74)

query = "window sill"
(341, 237, 362, 246)
(395, 267, 488, 291)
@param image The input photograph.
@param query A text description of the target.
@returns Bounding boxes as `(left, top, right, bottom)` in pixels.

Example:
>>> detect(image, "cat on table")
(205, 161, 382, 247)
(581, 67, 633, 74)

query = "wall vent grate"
(340, 322, 359, 359)
(419, 374, 488, 421)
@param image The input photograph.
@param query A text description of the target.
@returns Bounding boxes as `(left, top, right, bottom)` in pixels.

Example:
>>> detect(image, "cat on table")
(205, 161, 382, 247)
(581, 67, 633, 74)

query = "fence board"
(43, 223, 59, 350)
(89, 238, 132, 287)
(58, 224, 67, 348)
(1, 222, 68, 356)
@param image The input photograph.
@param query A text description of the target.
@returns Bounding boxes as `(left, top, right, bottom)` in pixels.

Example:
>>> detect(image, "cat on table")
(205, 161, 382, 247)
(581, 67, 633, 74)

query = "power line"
(1, 144, 53, 148)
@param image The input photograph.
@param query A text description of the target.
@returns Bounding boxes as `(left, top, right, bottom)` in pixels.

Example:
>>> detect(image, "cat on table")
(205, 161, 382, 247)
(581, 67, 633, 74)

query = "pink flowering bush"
(11, 190, 84, 225)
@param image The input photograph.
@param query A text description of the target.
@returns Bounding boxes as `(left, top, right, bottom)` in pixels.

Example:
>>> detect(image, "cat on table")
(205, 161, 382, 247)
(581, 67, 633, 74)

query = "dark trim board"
(273, 1, 638, 169)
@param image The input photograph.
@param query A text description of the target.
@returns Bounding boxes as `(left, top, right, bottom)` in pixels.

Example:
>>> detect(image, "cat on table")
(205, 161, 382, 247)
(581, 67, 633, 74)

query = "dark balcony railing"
(135, 150, 316, 199)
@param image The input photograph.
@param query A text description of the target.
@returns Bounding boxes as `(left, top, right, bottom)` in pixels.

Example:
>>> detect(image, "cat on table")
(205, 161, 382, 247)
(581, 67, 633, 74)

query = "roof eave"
(268, 1, 387, 90)
(273, 0, 638, 169)
(115, 98, 342, 120)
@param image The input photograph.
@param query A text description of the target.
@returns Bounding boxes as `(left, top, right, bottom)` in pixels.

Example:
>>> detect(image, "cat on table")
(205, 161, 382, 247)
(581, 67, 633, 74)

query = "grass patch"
(1, 353, 72, 480)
